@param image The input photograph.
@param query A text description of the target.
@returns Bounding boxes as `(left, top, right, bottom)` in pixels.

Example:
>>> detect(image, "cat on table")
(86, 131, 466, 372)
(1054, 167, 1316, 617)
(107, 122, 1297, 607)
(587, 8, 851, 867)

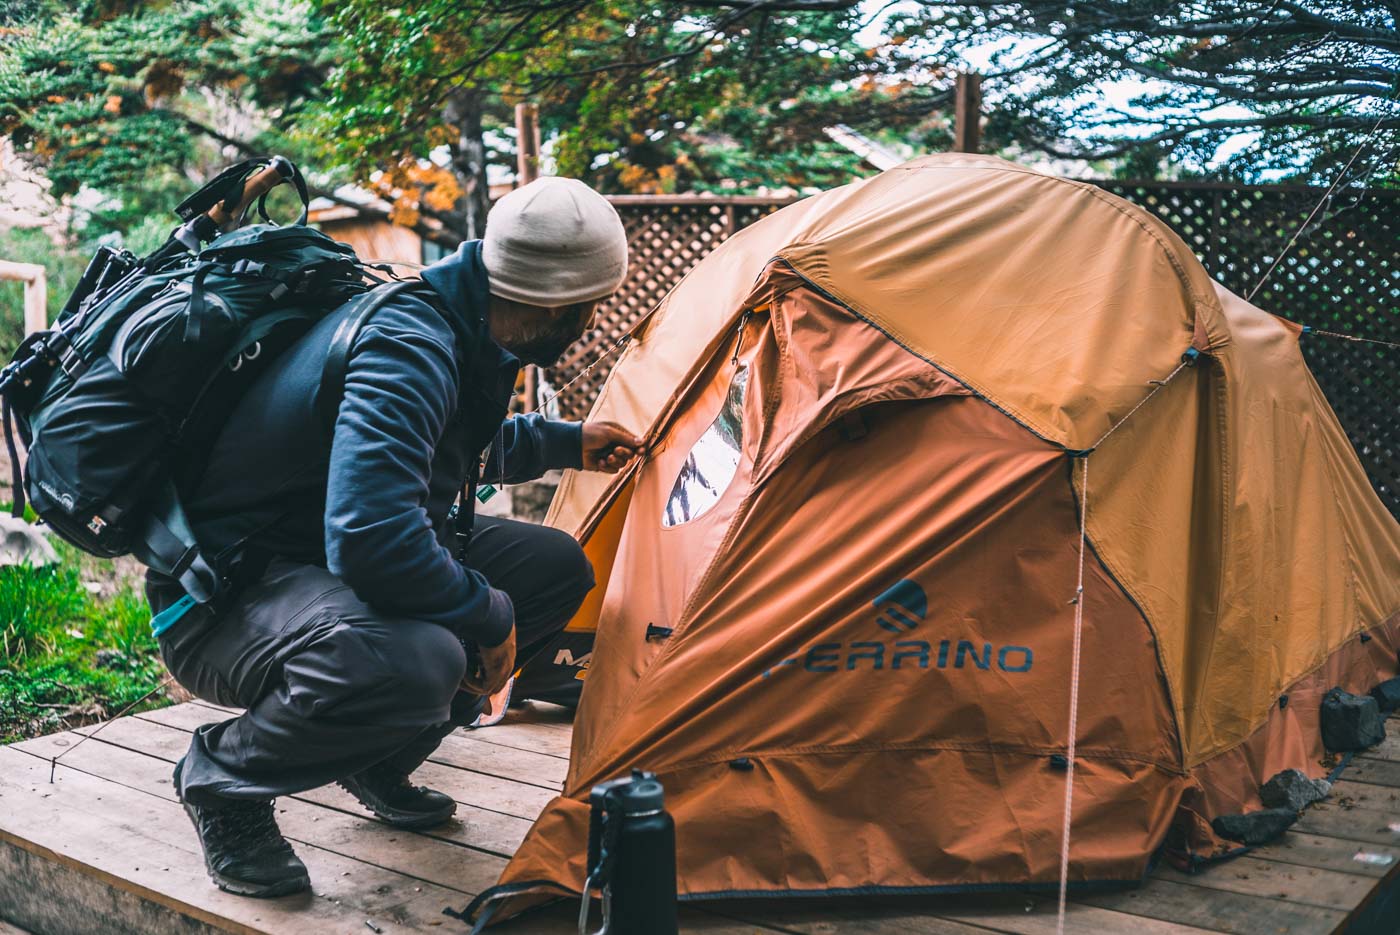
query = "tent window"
(664, 366, 748, 527)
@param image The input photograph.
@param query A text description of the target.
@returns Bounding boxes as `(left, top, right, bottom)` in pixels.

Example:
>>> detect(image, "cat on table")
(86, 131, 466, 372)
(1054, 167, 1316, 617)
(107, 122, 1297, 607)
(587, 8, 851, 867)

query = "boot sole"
(182, 801, 311, 898)
(336, 779, 458, 830)
(210, 868, 312, 899)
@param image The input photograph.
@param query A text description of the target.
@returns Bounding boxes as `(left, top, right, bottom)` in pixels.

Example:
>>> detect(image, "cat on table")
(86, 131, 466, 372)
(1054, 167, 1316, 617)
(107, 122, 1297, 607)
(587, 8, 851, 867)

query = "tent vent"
(1049, 755, 1069, 771)
(729, 758, 755, 772)
(1279, 694, 1290, 710)
(645, 624, 674, 641)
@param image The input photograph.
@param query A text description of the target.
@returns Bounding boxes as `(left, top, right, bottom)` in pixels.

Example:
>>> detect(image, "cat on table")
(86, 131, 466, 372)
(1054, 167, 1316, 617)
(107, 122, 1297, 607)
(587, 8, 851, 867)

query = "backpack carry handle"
(169, 157, 310, 253)
(207, 156, 310, 230)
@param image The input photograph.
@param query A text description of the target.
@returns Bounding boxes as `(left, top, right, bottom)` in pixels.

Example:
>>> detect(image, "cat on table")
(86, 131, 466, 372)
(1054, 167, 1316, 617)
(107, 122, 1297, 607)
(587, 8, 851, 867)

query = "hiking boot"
(338, 764, 457, 829)
(181, 796, 310, 898)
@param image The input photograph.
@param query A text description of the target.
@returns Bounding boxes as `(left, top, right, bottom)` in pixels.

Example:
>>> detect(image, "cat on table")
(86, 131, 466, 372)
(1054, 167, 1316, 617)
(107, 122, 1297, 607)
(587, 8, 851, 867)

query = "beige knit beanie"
(483, 177, 629, 306)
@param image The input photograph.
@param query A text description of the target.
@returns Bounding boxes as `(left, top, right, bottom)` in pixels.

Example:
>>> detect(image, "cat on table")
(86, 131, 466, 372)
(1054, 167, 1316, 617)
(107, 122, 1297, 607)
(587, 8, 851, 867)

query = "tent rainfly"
(471, 154, 1400, 922)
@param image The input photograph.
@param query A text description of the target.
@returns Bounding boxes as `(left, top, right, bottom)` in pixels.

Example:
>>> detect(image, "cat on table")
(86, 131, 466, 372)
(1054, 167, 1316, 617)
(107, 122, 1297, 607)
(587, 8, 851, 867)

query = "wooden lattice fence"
(547, 183, 1399, 516)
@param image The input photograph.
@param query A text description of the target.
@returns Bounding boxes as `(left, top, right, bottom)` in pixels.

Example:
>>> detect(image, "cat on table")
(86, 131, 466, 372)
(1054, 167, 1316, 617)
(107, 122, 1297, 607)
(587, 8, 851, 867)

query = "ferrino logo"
(761, 579, 1034, 678)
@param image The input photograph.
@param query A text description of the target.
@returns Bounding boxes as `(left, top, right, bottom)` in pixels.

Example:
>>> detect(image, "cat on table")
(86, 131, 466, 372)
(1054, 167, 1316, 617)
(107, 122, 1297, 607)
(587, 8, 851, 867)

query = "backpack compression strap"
(315, 280, 427, 427)
(134, 481, 221, 604)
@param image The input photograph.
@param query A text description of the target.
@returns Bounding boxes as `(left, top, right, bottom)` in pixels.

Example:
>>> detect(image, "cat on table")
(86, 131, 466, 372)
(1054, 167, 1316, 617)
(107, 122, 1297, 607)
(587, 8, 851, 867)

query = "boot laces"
(204, 799, 288, 853)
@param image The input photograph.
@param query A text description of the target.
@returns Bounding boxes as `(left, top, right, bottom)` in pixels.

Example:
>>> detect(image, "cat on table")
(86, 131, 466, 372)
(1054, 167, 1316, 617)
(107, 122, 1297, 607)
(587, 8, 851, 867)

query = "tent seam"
(643, 741, 1184, 777)
(1066, 457, 1190, 773)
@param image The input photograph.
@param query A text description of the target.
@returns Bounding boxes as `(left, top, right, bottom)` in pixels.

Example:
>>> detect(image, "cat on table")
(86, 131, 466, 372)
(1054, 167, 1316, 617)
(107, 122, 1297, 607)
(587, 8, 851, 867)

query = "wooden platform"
(1, 701, 1397, 934)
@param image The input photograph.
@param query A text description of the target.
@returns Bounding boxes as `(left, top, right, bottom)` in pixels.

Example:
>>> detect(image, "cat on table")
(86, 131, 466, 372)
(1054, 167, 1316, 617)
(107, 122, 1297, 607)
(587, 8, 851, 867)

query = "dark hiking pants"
(159, 516, 593, 805)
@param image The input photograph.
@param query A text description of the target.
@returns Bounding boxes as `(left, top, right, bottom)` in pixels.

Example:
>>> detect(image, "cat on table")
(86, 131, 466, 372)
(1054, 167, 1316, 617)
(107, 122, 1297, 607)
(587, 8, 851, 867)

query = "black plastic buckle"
(59, 346, 88, 380)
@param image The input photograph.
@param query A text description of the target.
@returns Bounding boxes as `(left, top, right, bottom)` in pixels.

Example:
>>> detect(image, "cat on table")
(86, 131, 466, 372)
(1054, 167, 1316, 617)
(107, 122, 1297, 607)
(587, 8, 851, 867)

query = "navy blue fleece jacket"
(166, 242, 581, 646)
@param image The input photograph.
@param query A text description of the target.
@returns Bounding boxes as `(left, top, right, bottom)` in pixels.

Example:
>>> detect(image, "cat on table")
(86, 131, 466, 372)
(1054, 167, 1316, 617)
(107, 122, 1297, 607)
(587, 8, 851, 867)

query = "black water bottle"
(584, 769, 678, 935)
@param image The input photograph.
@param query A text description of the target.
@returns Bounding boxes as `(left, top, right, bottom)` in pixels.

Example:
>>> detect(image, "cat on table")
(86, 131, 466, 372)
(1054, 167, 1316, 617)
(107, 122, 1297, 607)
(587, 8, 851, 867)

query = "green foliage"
(0, 534, 167, 744)
(312, 0, 942, 195)
(89, 586, 155, 658)
(0, 0, 332, 241)
(0, 559, 87, 660)
(886, 1, 1398, 184)
(0, 226, 88, 359)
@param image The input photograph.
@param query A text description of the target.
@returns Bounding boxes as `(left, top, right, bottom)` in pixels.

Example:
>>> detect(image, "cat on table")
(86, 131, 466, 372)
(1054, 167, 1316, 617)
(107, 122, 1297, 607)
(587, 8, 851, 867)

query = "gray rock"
(1259, 768, 1331, 811)
(1321, 687, 1386, 751)
(510, 471, 561, 523)
(1371, 677, 1400, 713)
(94, 649, 128, 670)
(1211, 808, 1298, 846)
(0, 515, 56, 567)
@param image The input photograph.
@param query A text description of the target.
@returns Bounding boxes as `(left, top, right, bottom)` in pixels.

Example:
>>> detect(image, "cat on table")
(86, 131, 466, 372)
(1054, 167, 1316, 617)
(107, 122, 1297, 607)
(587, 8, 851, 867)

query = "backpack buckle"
(59, 346, 88, 380)
(231, 259, 267, 276)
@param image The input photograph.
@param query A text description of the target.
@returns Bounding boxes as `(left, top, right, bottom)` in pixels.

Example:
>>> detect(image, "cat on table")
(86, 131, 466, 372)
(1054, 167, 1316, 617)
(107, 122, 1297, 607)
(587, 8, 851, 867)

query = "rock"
(94, 649, 128, 670)
(0, 515, 57, 567)
(510, 471, 561, 523)
(1259, 768, 1331, 811)
(1211, 808, 1298, 846)
(1371, 677, 1400, 713)
(1321, 687, 1386, 751)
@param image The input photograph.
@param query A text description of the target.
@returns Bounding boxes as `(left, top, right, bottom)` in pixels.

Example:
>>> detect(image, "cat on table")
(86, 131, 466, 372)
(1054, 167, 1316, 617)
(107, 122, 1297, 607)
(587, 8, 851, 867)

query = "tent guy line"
(1055, 350, 1197, 935)
(1056, 454, 1091, 935)
(539, 332, 631, 413)
(1245, 100, 1396, 304)
(46, 673, 174, 782)
(1306, 328, 1400, 351)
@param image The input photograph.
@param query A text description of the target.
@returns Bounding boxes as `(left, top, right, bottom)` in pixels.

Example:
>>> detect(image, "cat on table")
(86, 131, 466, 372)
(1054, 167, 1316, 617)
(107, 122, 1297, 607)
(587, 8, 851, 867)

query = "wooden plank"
(36, 716, 557, 823)
(174, 700, 577, 761)
(1, 838, 227, 935)
(1343, 756, 1400, 788)
(13, 722, 532, 856)
(715, 897, 1227, 934)
(1153, 855, 1375, 911)
(0, 747, 530, 935)
(6, 735, 510, 897)
(1076, 876, 1346, 933)
(1359, 730, 1400, 762)
(136, 703, 234, 732)
(500, 702, 576, 733)
(1251, 830, 1400, 879)
(125, 708, 543, 850)
(493, 899, 794, 934)
(704, 901, 995, 934)
(463, 722, 573, 760)
(137, 705, 569, 790)
(430, 734, 568, 789)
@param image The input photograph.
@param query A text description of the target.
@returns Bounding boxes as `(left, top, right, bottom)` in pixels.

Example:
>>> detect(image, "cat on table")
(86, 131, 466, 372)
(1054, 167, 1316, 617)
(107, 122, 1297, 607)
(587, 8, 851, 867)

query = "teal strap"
(150, 594, 197, 637)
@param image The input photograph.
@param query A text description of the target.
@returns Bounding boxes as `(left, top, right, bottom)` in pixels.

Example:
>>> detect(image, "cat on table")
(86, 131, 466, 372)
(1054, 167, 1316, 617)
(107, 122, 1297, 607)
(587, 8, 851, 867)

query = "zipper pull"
(731, 309, 753, 365)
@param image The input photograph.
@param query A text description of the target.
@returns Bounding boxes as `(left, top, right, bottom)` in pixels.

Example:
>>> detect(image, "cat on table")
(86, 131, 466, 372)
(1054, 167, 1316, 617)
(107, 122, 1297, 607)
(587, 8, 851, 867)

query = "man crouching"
(146, 178, 640, 897)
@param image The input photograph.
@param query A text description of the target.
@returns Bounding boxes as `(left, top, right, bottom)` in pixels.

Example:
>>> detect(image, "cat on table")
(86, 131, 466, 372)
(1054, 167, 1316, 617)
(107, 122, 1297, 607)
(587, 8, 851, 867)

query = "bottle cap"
(618, 769, 665, 813)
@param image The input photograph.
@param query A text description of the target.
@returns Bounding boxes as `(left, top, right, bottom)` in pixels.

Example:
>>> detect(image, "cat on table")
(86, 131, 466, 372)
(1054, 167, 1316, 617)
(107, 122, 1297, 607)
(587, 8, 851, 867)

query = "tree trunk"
(444, 89, 491, 243)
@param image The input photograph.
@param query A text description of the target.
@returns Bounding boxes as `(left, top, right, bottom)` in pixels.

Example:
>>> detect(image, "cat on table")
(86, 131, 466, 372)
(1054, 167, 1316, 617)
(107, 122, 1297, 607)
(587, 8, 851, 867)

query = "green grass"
(0, 533, 170, 744)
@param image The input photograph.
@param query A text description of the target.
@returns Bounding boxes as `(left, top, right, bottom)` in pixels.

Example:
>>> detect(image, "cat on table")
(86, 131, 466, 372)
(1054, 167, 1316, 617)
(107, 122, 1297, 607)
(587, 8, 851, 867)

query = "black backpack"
(0, 156, 410, 602)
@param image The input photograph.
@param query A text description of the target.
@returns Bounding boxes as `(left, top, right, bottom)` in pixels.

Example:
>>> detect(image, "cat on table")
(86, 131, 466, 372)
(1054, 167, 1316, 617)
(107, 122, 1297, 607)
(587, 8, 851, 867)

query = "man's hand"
(462, 626, 517, 714)
(582, 421, 643, 473)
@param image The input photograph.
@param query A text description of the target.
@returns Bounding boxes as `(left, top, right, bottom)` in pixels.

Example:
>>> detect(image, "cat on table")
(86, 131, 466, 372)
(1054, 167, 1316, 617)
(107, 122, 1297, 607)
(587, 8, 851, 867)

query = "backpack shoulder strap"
(316, 280, 429, 427)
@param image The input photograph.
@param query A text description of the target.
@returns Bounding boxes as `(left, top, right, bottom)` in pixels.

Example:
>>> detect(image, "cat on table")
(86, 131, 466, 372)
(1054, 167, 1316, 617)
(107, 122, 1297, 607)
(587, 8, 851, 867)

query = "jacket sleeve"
(482, 413, 583, 485)
(323, 303, 513, 647)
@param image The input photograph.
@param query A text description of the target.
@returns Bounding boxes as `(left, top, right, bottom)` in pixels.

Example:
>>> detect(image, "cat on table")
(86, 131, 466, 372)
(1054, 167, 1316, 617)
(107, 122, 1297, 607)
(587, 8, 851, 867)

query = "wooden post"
(514, 102, 544, 409)
(515, 103, 541, 186)
(0, 261, 47, 335)
(522, 365, 539, 414)
(953, 72, 982, 154)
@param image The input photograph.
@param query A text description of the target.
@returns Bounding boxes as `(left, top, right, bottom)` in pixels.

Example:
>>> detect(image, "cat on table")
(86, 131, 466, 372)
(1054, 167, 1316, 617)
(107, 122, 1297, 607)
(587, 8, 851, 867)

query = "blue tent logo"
(872, 579, 927, 633)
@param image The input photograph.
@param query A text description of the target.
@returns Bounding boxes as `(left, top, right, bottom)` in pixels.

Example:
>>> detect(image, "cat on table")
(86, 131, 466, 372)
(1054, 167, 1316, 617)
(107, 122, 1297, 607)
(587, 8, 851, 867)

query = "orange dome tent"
(475, 155, 1400, 919)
